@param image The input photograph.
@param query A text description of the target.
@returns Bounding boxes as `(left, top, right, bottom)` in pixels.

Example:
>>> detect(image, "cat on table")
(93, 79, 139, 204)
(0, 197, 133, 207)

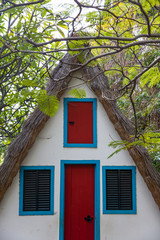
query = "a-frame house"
(0, 53, 160, 240)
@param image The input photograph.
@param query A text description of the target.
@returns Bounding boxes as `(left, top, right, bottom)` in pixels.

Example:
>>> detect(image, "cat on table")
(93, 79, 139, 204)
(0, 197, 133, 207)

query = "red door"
(64, 164, 95, 240)
(68, 102, 93, 144)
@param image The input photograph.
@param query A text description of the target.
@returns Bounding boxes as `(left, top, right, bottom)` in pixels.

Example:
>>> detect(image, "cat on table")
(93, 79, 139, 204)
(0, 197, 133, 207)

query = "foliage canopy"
(0, 0, 160, 169)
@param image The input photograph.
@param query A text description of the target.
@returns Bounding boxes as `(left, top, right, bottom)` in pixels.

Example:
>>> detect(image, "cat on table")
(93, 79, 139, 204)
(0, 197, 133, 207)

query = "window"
(19, 166, 54, 215)
(102, 166, 136, 214)
(64, 98, 97, 147)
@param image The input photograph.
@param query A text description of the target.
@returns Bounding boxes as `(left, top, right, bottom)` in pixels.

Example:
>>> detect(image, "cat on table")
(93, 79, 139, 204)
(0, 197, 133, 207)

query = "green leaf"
(37, 90, 59, 117)
(140, 67, 160, 88)
(41, 8, 47, 17)
(57, 21, 68, 30)
(69, 88, 86, 99)
(22, 79, 38, 87)
(17, 19, 22, 30)
(107, 147, 126, 159)
(56, 26, 65, 38)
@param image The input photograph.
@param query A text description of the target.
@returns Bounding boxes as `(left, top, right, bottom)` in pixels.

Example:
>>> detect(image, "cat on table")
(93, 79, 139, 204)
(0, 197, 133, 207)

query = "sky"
(50, 0, 90, 37)
(52, 0, 77, 13)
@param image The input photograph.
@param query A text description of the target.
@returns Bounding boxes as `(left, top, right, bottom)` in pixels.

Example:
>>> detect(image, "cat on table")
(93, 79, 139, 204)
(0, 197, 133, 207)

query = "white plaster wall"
(0, 72, 160, 240)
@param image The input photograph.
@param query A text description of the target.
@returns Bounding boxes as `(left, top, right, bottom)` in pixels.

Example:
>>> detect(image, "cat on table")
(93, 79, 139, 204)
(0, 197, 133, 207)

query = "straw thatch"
(0, 53, 160, 210)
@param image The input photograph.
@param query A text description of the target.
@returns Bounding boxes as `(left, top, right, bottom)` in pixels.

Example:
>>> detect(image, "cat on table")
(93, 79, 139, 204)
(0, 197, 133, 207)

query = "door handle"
(84, 215, 94, 222)
(68, 121, 74, 125)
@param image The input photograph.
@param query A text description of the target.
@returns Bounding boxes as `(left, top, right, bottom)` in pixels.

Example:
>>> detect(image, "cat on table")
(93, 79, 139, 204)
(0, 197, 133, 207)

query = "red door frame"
(59, 160, 100, 240)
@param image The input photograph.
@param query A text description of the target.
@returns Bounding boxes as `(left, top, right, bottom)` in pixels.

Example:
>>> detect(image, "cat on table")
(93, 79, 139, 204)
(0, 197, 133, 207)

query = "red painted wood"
(64, 165, 95, 240)
(67, 102, 93, 143)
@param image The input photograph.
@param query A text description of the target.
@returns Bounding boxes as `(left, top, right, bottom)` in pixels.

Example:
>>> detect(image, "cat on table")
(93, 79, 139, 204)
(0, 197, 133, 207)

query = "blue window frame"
(102, 166, 136, 214)
(19, 166, 54, 215)
(64, 98, 97, 148)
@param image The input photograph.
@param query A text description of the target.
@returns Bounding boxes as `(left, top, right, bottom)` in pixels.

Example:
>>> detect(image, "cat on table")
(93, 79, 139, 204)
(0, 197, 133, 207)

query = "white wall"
(0, 72, 160, 240)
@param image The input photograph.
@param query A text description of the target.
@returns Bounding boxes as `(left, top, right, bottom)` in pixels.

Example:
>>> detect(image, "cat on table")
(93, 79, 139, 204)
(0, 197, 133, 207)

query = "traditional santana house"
(0, 53, 160, 240)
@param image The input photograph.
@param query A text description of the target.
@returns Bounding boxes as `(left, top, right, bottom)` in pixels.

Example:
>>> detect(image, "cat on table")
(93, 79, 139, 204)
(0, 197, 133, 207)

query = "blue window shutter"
(106, 170, 132, 210)
(23, 170, 51, 212)
(102, 166, 136, 214)
(19, 166, 54, 215)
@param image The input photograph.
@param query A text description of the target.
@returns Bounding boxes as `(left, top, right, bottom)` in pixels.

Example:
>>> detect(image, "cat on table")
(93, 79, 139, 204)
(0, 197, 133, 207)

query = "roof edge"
(84, 65, 160, 209)
(0, 53, 79, 201)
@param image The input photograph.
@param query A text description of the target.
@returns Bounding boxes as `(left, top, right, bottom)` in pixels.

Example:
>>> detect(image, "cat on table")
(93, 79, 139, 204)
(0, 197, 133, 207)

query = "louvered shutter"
(23, 170, 51, 211)
(106, 169, 132, 210)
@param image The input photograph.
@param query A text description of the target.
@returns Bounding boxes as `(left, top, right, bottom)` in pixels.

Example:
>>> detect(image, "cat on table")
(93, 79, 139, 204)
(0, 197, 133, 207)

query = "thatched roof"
(0, 53, 160, 209)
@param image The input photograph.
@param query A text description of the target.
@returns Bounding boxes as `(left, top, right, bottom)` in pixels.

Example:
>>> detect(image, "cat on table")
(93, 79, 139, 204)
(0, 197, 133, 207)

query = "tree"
(0, 0, 160, 169)
(0, 0, 65, 153)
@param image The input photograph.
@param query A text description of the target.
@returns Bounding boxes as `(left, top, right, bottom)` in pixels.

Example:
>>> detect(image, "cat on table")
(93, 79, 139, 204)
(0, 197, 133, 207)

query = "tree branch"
(120, 56, 160, 91)
(0, 0, 46, 13)
(25, 34, 160, 47)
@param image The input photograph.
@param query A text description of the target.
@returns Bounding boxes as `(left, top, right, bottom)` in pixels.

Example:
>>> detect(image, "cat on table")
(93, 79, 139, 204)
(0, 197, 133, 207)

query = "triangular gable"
(0, 53, 160, 209)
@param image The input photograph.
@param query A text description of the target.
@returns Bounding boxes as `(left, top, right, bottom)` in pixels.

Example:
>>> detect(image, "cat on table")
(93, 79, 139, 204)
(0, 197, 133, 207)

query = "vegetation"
(0, 0, 160, 170)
